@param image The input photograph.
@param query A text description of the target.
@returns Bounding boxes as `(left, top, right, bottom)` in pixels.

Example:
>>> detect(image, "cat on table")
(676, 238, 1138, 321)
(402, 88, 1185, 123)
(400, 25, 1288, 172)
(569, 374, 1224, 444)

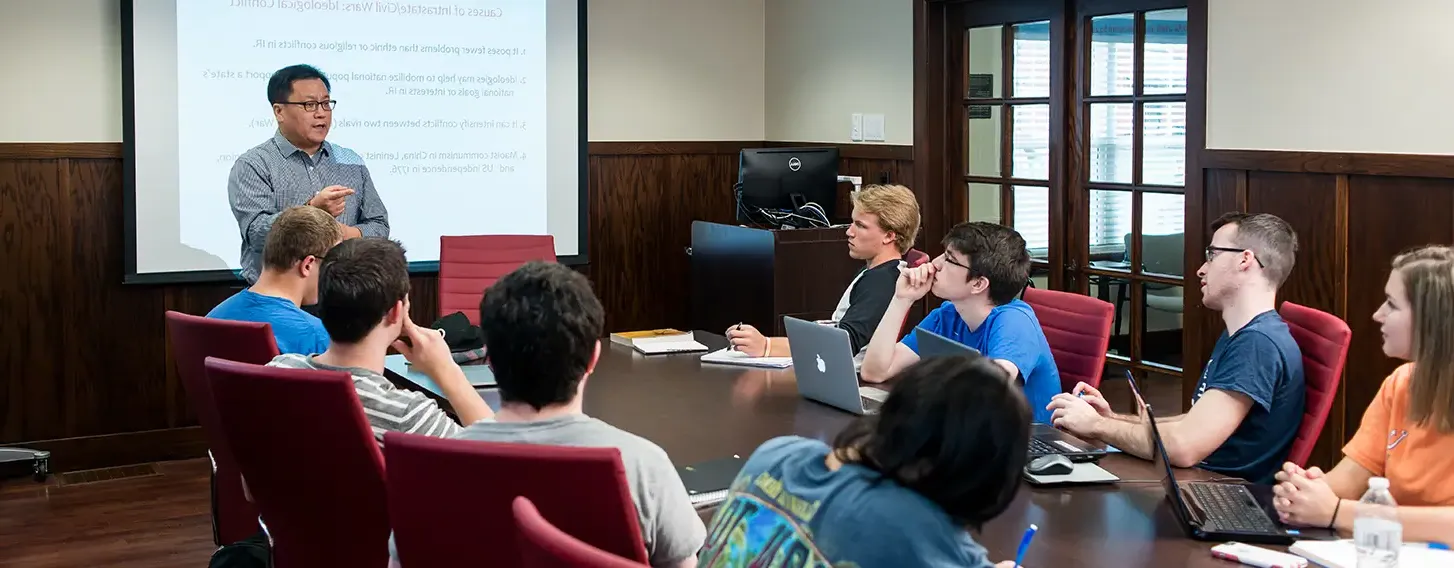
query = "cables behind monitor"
(734, 183, 832, 229)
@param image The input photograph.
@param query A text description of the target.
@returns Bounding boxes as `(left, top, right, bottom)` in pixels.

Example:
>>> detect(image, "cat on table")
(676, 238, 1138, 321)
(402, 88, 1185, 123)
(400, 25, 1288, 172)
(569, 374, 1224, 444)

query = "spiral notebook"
(677, 455, 746, 509)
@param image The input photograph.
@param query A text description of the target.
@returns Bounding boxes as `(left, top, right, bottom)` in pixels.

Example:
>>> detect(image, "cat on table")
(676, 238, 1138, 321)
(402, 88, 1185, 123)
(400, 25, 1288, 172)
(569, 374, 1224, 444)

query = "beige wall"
(1207, 0, 1454, 154)
(0, 0, 123, 142)
(764, 0, 913, 145)
(0, 0, 768, 143)
(588, 0, 765, 141)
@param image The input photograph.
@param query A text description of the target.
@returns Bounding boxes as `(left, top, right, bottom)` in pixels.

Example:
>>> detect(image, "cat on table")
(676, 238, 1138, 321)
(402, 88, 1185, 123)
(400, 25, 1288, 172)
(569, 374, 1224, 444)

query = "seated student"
(698, 354, 1028, 568)
(859, 221, 1060, 422)
(207, 205, 338, 354)
(1272, 245, 1454, 544)
(725, 184, 922, 357)
(452, 261, 705, 568)
(1047, 212, 1303, 483)
(269, 238, 493, 440)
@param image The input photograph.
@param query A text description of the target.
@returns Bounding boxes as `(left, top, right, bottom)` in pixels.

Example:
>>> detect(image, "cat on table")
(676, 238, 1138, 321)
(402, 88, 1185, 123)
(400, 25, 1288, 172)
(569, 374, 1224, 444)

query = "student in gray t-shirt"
(391, 261, 705, 568)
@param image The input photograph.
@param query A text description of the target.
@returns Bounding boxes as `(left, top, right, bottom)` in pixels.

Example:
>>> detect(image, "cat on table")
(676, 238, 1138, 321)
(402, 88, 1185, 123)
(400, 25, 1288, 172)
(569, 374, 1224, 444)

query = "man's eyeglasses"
(1205, 245, 1264, 268)
(278, 100, 337, 112)
(939, 253, 971, 271)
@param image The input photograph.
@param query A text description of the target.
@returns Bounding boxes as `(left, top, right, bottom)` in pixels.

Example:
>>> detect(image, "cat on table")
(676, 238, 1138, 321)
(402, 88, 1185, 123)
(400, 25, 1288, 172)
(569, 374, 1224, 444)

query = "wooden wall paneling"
(0, 159, 67, 443)
(1245, 172, 1341, 316)
(64, 158, 172, 437)
(1343, 175, 1454, 440)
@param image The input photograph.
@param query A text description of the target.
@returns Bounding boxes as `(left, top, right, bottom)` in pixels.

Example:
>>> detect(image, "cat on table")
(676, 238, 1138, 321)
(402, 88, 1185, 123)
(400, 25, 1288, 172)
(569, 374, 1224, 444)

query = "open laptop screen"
(1143, 402, 1198, 525)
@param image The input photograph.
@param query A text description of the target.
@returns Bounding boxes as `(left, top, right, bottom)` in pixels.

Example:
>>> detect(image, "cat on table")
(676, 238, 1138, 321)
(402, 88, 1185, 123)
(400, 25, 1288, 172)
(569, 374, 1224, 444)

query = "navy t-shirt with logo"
(1195, 310, 1305, 483)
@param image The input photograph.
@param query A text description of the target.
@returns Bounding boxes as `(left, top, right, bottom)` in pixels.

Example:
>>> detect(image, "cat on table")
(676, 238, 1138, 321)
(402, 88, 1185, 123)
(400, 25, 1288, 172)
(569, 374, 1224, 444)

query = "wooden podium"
(689, 221, 865, 336)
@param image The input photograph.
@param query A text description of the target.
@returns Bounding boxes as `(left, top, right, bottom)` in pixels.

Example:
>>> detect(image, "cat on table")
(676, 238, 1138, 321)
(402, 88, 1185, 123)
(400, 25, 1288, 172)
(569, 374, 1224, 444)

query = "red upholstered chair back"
(384, 432, 648, 568)
(1279, 301, 1352, 467)
(164, 311, 278, 545)
(438, 235, 556, 324)
(1021, 288, 1116, 392)
(204, 357, 389, 568)
(513, 497, 650, 568)
(905, 248, 930, 268)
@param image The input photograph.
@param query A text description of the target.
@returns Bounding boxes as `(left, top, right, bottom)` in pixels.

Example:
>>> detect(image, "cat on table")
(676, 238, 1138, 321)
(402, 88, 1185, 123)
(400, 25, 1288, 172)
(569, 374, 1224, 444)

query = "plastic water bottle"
(1354, 476, 1401, 568)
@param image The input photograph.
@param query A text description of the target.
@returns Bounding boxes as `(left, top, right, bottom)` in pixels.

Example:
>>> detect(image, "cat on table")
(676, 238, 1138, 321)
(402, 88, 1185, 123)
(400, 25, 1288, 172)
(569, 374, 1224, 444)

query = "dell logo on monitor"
(788, 157, 802, 171)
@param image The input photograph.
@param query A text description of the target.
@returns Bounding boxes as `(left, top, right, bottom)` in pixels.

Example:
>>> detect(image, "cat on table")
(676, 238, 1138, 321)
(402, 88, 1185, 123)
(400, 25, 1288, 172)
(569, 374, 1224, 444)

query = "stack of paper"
(700, 348, 793, 368)
(1290, 539, 1452, 567)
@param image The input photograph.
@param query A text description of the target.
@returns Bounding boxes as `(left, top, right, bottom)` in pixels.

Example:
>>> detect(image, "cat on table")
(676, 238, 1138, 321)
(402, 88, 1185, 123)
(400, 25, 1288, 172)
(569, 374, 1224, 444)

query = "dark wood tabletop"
(436, 335, 1254, 568)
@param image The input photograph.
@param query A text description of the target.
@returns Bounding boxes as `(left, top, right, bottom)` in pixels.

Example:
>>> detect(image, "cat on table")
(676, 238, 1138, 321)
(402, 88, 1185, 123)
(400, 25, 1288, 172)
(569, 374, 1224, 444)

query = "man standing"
(229, 63, 389, 283)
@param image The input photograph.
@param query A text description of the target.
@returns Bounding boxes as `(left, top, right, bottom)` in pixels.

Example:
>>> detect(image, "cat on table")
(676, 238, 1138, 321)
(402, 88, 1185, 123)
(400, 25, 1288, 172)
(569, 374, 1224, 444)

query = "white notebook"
(1290, 539, 1453, 568)
(700, 348, 793, 368)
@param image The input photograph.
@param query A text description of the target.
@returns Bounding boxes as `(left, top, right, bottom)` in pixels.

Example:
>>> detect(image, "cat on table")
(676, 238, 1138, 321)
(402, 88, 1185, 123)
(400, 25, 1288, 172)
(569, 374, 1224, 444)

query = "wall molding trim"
(0, 143, 123, 159)
(22, 427, 209, 473)
(1203, 149, 1454, 179)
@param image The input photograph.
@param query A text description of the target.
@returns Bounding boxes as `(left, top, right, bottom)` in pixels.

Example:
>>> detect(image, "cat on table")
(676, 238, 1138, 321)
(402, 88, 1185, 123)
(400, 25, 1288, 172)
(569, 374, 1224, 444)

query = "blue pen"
(1013, 524, 1037, 568)
(1410, 541, 1450, 550)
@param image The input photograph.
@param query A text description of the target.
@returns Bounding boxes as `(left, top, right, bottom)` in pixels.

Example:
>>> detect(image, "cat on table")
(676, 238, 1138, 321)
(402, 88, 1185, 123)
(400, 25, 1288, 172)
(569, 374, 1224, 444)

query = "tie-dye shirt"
(698, 436, 993, 568)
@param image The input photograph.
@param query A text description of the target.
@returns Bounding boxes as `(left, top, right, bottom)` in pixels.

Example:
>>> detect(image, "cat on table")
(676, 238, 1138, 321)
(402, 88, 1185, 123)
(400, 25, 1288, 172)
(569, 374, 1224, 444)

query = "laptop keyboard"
(1028, 438, 1061, 456)
(1188, 483, 1279, 534)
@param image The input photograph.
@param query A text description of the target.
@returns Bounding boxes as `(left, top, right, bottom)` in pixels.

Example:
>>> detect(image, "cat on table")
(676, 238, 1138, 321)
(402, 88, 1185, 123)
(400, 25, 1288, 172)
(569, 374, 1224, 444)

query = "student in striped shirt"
(268, 237, 493, 440)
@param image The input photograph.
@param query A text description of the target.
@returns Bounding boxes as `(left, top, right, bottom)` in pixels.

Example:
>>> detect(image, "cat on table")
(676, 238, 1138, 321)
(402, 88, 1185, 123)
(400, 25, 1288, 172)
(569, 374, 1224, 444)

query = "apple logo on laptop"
(815, 354, 826, 373)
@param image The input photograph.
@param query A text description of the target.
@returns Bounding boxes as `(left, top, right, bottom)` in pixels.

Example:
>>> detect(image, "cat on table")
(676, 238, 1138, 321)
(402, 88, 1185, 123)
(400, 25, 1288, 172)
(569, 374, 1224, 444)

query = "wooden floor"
(0, 373, 1185, 567)
(0, 459, 216, 567)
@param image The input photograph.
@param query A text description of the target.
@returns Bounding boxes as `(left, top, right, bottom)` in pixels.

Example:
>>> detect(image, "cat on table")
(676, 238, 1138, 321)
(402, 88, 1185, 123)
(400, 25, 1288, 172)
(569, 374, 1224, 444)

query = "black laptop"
(915, 327, 1107, 463)
(1138, 389, 1334, 544)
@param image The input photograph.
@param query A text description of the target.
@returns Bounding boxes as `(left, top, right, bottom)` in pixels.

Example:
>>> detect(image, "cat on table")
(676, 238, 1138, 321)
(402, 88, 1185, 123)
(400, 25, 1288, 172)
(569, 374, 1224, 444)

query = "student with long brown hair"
(1272, 245, 1454, 544)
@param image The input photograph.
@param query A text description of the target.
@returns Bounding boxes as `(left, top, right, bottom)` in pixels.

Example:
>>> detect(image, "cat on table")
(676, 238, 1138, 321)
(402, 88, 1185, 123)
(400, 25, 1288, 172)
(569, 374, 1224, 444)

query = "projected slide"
(125, 0, 583, 281)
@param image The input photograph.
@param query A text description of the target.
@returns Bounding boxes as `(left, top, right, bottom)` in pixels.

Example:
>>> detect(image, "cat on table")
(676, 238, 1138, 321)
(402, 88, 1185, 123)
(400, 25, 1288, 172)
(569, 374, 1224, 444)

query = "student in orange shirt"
(1272, 245, 1454, 544)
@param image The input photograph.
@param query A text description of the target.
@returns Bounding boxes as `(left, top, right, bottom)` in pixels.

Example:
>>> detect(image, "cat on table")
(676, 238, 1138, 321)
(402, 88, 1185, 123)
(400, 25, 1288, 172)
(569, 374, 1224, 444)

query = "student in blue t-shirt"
(698, 354, 1028, 568)
(1047, 212, 1306, 483)
(860, 221, 1061, 423)
(207, 205, 341, 355)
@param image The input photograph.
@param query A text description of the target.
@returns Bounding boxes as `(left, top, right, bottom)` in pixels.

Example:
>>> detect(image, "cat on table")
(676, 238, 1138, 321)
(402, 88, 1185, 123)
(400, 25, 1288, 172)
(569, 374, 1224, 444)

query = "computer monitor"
(736, 147, 840, 225)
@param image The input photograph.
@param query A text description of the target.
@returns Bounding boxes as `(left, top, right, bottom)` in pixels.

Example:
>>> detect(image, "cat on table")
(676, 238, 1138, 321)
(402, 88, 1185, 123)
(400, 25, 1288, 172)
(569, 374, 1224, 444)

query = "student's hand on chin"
(393, 318, 454, 376)
(894, 263, 935, 301)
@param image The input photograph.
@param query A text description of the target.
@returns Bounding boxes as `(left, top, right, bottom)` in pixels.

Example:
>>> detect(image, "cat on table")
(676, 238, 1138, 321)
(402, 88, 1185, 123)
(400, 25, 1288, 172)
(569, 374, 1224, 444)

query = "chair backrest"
(438, 235, 557, 324)
(1278, 301, 1352, 467)
(163, 311, 279, 545)
(204, 357, 390, 568)
(904, 248, 930, 268)
(1021, 288, 1116, 392)
(513, 497, 649, 568)
(384, 431, 648, 568)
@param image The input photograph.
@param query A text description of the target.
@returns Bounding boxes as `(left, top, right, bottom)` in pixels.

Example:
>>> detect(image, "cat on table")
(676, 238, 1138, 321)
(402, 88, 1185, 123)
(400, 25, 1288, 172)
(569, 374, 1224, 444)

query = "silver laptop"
(783, 316, 885, 415)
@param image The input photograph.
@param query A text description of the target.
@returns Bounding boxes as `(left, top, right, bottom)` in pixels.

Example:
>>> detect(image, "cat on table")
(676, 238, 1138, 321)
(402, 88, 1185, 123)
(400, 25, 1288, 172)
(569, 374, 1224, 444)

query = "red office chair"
(164, 311, 279, 546)
(513, 497, 650, 568)
(205, 358, 390, 568)
(1279, 301, 1351, 467)
(438, 235, 557, 324)
(1022, 288, 1115, 392)
(905, 248, 930, 268)
(894, 248, 933, 336)
(384, 432, 648, 568)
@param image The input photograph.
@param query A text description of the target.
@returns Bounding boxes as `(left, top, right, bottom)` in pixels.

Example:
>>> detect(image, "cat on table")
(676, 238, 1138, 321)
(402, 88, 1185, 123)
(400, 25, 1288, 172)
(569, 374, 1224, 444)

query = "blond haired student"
(726, 184, 922, 357)
(1272, 245, 1454, 544)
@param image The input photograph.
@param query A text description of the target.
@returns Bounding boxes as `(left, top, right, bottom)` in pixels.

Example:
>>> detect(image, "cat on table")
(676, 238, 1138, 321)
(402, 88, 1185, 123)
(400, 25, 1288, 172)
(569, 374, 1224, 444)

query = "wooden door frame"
(914, 0, 1210, 396)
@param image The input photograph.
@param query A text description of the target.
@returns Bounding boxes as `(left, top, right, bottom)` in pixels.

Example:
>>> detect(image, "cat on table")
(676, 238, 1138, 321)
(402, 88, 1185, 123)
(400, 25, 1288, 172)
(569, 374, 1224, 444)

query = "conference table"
(390, 333, 1257, 568)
